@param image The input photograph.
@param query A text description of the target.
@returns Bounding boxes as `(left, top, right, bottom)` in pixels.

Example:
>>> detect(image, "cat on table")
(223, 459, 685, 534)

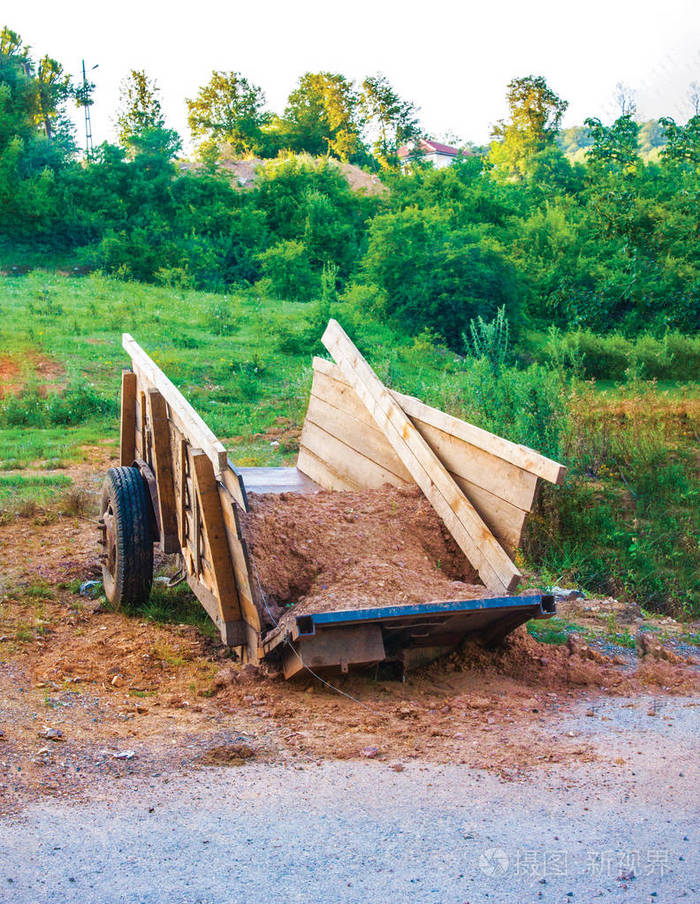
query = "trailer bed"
(108, 325, 566, 676)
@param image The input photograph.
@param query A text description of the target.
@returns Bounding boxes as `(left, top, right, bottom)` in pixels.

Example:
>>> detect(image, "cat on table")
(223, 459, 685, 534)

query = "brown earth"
(240, 485, 484, 625)
(0, 352, 66, 398)
(0, 452, 698, 817)
(177, 155, 387, 196)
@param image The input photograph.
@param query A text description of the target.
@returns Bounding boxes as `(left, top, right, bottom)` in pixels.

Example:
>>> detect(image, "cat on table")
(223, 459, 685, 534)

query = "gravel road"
(1, 694, 697, 904)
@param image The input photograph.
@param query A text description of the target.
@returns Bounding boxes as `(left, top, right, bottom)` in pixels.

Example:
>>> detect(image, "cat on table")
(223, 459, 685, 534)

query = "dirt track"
(1, 694, 698, 904)
(0, 455, 698, 828)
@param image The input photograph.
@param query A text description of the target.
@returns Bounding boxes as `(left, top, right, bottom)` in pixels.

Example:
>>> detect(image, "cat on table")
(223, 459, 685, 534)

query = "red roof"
(398, 138, 461, 159)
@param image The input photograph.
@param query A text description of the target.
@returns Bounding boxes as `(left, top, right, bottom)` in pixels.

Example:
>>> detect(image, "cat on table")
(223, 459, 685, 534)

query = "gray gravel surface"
(1, 695, 698, 904)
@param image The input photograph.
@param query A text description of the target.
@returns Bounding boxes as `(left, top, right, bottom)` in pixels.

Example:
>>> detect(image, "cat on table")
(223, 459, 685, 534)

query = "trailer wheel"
(100, 466, 153, 608)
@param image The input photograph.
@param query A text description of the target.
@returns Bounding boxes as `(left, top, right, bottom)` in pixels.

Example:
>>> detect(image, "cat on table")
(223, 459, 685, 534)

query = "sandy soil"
(240, 485, 484, 623)
(0, 453, 698, 821)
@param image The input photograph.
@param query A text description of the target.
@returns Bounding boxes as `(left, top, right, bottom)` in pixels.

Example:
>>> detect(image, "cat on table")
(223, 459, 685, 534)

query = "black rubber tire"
(100, 466, 153, 608)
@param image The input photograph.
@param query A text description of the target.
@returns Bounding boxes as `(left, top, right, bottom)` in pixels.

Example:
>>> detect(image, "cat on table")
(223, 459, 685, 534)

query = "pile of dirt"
(240, 485, 484, 624)
(178, 156, 387, 196)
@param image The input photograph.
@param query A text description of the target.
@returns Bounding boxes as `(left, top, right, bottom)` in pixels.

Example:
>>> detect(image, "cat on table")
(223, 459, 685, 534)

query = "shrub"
(205, 297, 241, 336)
(540, 329, 700, 382)
(337, 282, 386, 310)
(258, 240, 319, 301)
(361, 206, 521, 350)
(0, 384, 116, 428)
(464, 306, 510, 372)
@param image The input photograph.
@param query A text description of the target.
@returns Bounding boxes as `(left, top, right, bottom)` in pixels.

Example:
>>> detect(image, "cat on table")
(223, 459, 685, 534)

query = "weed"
(58, 486, 96, 518)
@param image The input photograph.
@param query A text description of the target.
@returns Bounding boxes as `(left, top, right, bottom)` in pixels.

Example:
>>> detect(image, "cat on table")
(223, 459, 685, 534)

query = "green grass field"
(2, 270, 698, 617)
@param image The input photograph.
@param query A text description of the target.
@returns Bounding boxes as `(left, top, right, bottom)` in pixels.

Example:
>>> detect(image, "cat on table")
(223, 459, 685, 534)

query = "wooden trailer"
(99, 320, 566, 677)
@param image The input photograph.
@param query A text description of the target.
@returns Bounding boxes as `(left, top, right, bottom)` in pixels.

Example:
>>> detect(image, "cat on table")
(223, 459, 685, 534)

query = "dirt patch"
(0, 352, 66, 398)
(196, 742, 256, 766)
(240, 485, 484, 624)
(178, 155, 387, 196)
(0, 355, 21, 398)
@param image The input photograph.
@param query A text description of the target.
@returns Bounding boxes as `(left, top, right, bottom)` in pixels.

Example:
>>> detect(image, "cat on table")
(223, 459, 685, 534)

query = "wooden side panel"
(313, 356, 566, 486)
(120, 370, 137, 467)
(191, 452, 241, 617)
(147, 389, 179, 553)
(393, 389, 567, 485)
(409, 417, 538, 512)
(321, 320, 521, 593)
(300, 420, 407, 491)
(217, 484, 262, 635)
(299, 358, 566, 549)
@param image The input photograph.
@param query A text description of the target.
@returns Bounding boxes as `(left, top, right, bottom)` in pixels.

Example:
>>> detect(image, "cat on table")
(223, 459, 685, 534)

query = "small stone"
(390, 763, 404, 772)
(38, 728, 64, 742)
(112, 749, 136, 760)
(360, 745, 379, 758)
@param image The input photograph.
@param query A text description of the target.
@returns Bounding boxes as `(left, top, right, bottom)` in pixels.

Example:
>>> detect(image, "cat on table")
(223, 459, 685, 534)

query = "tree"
(186, 70, 267, 158)
(279, 72, 362, 160)
(116, 70, 164, 144)
(585, 115, 640, 171)
(359, 74, 420, 168)
(489, 75, 568, 179)
(614, 82, 637, 117)
(361, 206, 520, 348)
(659, 115, 700, 166)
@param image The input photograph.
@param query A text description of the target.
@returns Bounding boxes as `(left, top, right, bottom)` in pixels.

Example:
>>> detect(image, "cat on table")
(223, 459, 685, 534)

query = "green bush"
(539, 329, 700, 382)
(361, 206, 521, 350)
(258, 240, 319, 302)
(0, 384, 116, 428)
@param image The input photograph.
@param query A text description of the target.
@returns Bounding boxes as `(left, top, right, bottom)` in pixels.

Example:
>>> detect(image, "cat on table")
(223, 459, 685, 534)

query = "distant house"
(397, 138, 465, 169)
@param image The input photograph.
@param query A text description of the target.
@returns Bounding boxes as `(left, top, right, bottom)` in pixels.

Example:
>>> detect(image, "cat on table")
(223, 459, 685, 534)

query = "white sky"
(6, 0, 700, 152)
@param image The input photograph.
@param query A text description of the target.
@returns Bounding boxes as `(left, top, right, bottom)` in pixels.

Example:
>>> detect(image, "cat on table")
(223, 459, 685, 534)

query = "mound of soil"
(240, 485, 484, 624)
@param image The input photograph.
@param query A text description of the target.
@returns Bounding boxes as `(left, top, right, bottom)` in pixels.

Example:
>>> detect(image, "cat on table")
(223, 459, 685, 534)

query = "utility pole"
(80, 59, 98, 158)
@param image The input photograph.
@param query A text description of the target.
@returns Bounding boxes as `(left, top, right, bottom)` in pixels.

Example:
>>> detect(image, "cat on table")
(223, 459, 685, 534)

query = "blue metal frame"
(295, 593, 553, 636)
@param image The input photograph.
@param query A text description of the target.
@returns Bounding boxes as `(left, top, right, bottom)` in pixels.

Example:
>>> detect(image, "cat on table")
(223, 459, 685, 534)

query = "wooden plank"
(449, 475, 527, 549)
(297, 446, 359, 492)
(147, 389, 179, 554)
(322, 320, 521, 593)
(186, 574, 246, 646)
(410, 417, 538, 511)
(305, 394, 412, 483)
(120, 370, 137, 467)
(220, 465, 247, 511)
(300, 420, 406, 491)
(394, 391, 567, 486)
(313, 356, 566, 486)
(123, 333, 228, 475)
(191, 450, 242, 625)
(139, 391, 147, 461)
(217, 484, 262, 636)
